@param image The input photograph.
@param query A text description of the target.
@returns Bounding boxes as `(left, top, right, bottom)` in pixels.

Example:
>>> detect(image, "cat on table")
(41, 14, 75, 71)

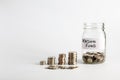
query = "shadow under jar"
(82, 23, 106, 64)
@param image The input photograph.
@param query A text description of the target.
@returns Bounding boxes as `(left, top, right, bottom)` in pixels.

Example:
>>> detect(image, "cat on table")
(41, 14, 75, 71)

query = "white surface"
(0, 0, 120, 80)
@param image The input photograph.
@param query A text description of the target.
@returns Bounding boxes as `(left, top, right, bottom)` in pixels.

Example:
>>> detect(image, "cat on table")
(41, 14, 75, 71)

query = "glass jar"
(82, 23, 106, 64)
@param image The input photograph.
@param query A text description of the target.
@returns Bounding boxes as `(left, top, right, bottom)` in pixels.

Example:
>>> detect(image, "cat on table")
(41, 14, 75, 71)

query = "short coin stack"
(47, 57, 56, 65)
(58, 53, 66, 65)
(40, 60, 46, 65)
(68, 51, 77, 65)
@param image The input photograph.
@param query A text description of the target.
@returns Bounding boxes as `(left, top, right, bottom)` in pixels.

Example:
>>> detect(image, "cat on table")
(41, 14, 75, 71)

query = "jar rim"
(84, 23, 105, 29)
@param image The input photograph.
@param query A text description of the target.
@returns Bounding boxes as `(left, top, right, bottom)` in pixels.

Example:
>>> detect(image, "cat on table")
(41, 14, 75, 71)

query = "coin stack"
(68, 51, 77, 65)
(58, 53, 66, 65)
(46, 65, 58, 70)
(40, 60, 46, 65)
(67, 66, 78, 69)
(58, 65, 67, 69)
(82, 52, 105, 64)
(47, 57, 56, 65)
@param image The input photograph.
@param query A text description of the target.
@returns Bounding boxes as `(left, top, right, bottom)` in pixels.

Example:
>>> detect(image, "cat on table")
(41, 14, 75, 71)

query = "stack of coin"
(58, 65, 67, 69)
(67, 66, 78, 69)
(68, 51, 77, 65)
(46, 65, 58, 70)
(58, 53, 66, 65)
(47, 57, 56, 65)
(40, 60, 46, 65)
(82, 52, 105, 64)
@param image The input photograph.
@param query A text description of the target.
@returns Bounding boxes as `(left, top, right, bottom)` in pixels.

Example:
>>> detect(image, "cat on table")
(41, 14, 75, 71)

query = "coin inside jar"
(82, 52, 105, 64)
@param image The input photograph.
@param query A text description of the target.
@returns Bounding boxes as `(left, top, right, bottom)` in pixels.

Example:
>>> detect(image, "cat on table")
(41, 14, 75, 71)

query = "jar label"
(82, 38, 99, 49)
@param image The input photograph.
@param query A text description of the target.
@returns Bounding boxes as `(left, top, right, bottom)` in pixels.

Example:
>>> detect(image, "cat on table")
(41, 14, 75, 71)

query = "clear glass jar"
(82, 23, 106, 64)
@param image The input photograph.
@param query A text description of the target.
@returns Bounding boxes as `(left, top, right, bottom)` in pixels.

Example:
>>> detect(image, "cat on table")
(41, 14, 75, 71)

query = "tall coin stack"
(68, 51, 77, 65)
(58, 53, 66, 65)
(47, 57, 56, 65)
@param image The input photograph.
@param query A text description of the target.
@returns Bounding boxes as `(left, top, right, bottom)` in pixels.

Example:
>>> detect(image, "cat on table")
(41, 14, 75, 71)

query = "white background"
(0, 0, 120, 80)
